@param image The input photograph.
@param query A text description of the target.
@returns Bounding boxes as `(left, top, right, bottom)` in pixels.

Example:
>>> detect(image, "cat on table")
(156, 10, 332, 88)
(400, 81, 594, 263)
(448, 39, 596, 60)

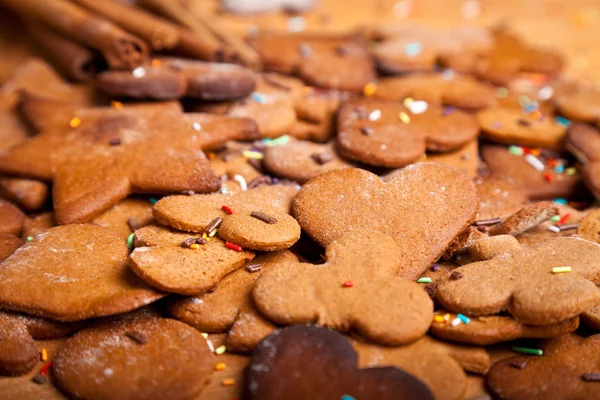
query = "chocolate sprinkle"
(246, 263, 263, 273)
(251, 211, 277, 224)
(108, 138, 122, 146)
(450, 271, 464, 280)
(32, 374, 47, 385)
(509, 359, 528, 369)
(204, 217, 223, 234)
(431, 264, 439, 272)
(581, 373, 600, 382)
(125, 330, 148, 344)
(517, 119, 531, 127)
(247, 158, 264, 172)
(181, 237, 207, 248)
(263, 75, 292, 91)
(473, 217, 502, 226)
(360, 126, 374, 136)
(311, 152, 334, 165)
(423, 282, 438, 297)
(335, 46, 349, 56)
(127, 217, 140, 232)
(248, 176, 272, 189)
(559, 223, 579, 231)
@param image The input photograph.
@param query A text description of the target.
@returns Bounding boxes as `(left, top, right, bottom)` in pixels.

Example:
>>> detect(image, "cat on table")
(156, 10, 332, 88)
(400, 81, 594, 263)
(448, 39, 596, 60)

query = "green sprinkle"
(496, 87, 509, 98)
(550, 215, 561, 222)
(512, 346, 543, 356)
(127, 233, 134, 250)
(26, 236, 34, 242)
(149, 198, 158, 205)
(215, 345, 227, 355)
(417, 277, 432, 283)
(508, 145, 524, 156)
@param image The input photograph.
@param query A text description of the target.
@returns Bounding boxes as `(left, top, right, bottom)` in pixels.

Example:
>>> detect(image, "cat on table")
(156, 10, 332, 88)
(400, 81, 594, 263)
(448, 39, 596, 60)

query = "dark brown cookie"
(246, 325, 434, 400)
(0, 178, 48, 212)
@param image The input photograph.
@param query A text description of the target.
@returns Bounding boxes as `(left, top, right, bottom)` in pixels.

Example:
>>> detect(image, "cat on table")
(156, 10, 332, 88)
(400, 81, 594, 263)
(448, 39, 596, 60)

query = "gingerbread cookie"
(481, 145, 582, 200)
(582, 305, 600, 330)
(516, 204, 589, 247)
(486, 334, 600, 400)
(21, 212, 55, 239)
(488, 201, 559, 236)
(354, 335, 489, 400)
(53, 317, 214, 400)
(0, 314, 38, 376)
(478, 107, 567, 151)
(168, 251, 295, 332)
(0, 233, 23, 263)
(246, 325, 434, 400)
(555, 87, 600, 123)
(475, 176, 529, 220)
(293, 164, 478, 279)
(131, 224, 255, 295)
(0, 199, 25, 236)
(578, 209, 600, 244)
(436, 235, 600, 325)
(97, 57, 256, 101)
(154, 184, 298, 232)
(430, 312, 579, 345)
(0, 178, 48, 212)
(225, 306, 277, 353)
(337, 99, 478, 168)
(247, 31, 375, 92)
(92, 198, 155, 240)
(263, 140, 352, 183)
(373, 24, 493, 74)
(254, 230, 434, 345)
(0, 224, 163, 321)
(374, 73, 496, 110)
(182, 113, 260, 150)
(0, 310, 83, 340)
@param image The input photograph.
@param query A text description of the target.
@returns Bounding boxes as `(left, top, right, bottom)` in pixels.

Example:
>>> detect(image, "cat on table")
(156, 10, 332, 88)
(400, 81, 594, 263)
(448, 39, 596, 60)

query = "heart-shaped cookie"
(293, 163, 478, 279)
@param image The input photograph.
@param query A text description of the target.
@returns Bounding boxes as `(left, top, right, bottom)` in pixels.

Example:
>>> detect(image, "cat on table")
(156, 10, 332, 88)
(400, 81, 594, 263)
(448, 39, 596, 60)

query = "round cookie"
(578, 208, 600, 244)
(0, 199, 25, 236)
(555, 88, 600, 123)
(53, 317, 214, 400)
(0, 314, 38, 376)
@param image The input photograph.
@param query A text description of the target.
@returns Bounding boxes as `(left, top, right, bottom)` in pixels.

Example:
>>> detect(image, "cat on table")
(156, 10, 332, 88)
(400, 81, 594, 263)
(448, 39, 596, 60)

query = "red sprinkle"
(225, 242, 242, 252)
(40, 361, 52, 376)
(544, 172, 554, 182)
(557, 213, 571, 226)
(342, 280, 354, 288)
(221, 205, 234, 215)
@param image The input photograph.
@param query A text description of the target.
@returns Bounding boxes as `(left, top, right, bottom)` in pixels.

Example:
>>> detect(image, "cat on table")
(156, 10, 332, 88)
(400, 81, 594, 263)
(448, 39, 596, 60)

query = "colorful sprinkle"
(215, 362, 226, 371)
(544, 172, 554, 182)
(404, 42, 422, 56)
(341, 396, 356, 400)
(110, 101, 123, 110)
(242, 150, 264, 160)
(555, 164, 565, 174)
(538, 86, 554, 100)
(496, 87, 509, 98)
(557, 213, 571, 225)
(215, 345, 227, 355)
(127, 233, 134, 250)
(524, 154, 545, 172)
(151, 59, 161, 67)
(40, 361, 53, 376)
(457, 314, 470, 324)
(26, 236, 33, 242)
(450, 317, 461, 327)
(368, 109, 381, 121)
(417, 277, 432, 283)
(221, 205, 234, 215)
(225, 242, 243, 252)
(132, 66, 146, 78)
(342, 280, 355, 288)
(251, 92, 267, 104)
(547, 225, 561, 233)
(363, 82, 378, 97)
(550, 215, 561, 222)
(398, 111, 411, 123)
(553, 198, 569, 205)
(69, 117, 81, 128)
(433, 315, 445, 323)
(565, 167, 577, 176)
(41, 348, 48, 362)
(407, 100, 428, 114)
(512, 346, 543, 356)
(264, 135, 290, 146)
(190, 243, 199, 250)
(192, 122, 201, 131)
(208, 229, 217, 237)
(552, 266, 572, 274)
(442, 106, 455, 116)
(149, 198, 158, 204)
(287, 16, 306, 32)
(508, 145, 524, 156)
(555, 116, 572, 127)
(200, 333, 208, 339)
(233, 174, 247, 191)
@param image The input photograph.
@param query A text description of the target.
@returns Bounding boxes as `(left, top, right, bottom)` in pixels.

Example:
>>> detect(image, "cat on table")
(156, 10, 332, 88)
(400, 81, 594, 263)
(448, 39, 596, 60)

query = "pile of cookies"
(1, 0, 600, 399)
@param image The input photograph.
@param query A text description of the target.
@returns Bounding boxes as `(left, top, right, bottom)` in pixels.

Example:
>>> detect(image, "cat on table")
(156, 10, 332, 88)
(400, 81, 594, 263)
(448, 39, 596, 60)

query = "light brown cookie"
(475, 176, 529, 220)
(566, 123, 600, 199)
(0, 310, 83, 340)
(478, 107, 567, 151)
(424, 139, 479, 178)
(263, 140, 353, 183)
(337, 99, 479, 168)
(254, 230, 434, 345)
(374, 73, 496, 110)
(516, 205, 590, 247)
(247, 31, 375, 92)
(182, 113, 260, 150)
(430, 312, 579, 345)
(436, 235, 600, 325)
(486, 334, 600, 400)
(53, 317, 214, 400)
(92, 198, 155, 240)
(578, 209, 600, 244)
(555, 87, 600, 123)
(488, 201, 559, 236)
(582, 304, 600, 330)
(354, 335, 489, 400)
(0, 233, 23, 263)
(0, 178, 49, 212)
(225, 305, 277, 353)
(0, 314, 38, 376)
(293, 164, 478, 279)
(21, 212, 56, 239)
(154, 184, 298, 233)
(0, 199, 25, 236)
(168, 251, 295, 332)
(0, 224, 163, 321)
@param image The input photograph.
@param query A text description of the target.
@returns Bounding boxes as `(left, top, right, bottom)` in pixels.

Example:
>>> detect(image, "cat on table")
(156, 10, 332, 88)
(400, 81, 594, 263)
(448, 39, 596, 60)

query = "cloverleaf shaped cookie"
(247, 325, 434, 400)
(436, 235, 600, 325)
(486, 334, 600, 400)
(293, 163, 478, 279)
(253, 230, 434, 345)
(337, 98, 478, 168)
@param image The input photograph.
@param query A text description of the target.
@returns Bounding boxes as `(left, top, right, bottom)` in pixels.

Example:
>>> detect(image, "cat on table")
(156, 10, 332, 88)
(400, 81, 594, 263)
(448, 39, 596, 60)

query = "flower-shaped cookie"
(436, 235, 600, 325)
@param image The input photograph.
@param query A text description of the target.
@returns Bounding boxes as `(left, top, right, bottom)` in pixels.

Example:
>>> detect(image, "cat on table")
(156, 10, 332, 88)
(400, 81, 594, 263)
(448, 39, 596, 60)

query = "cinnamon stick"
(27, 23, 104, 82)
(72, 0, 181, 51)
(139, 0, 239, 63)
(0, 0, 148, 69)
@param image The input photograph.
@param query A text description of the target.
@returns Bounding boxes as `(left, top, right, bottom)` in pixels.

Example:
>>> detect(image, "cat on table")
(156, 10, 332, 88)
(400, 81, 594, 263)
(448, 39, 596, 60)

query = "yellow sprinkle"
(215, 362, 226, 371)
(443, 313, 451, 321)
(242, 150, 264, 160)
(221, 378, 235, 386)
(398, 112, 410, 124)
(565, 167, 577, 176)
(151, 59, 161, 67)
(208, 229, 217, 237)
(403, 97, 414, 107)
(530, 148, 541, 157)
(363, 82, 377, 97)
(552, 266, 572, 274)
(433, 315, 445, 323)
(111, 101, 123, 110)
(202, 232, 208, 239)
(200, 333, 208, 339)
(215, 345, 227, 355)
(190, 243, 199, 250)
(69, 117, 81, 128)
(41, 348, 48, 362)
